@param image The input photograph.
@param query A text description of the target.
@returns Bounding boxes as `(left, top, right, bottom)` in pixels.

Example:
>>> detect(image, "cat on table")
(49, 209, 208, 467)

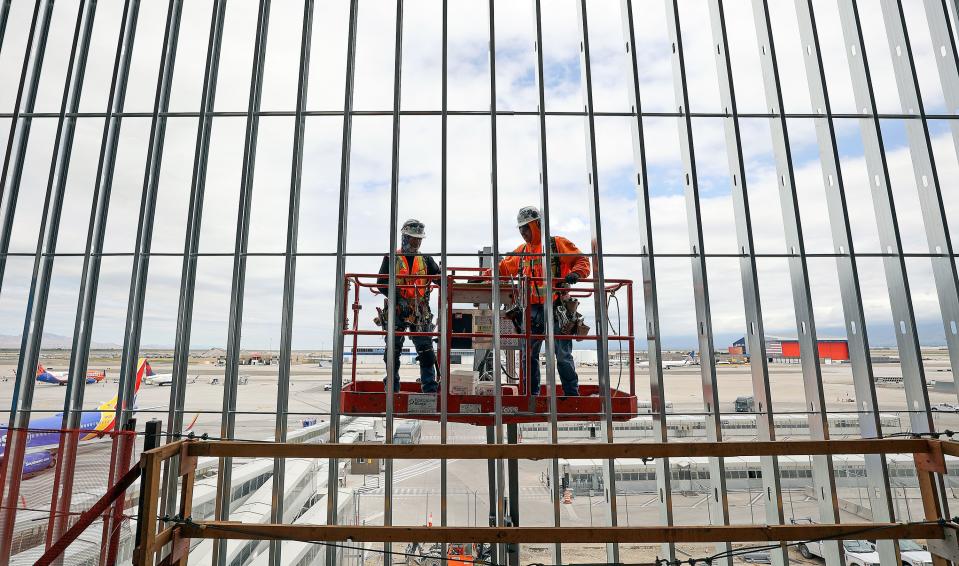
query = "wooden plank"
(178, 522, 943, 544)
(186, 438, 931, 460)
(938, 439, 959, 458)
(143, 440, 187, 462)
(916, 469, 949, 566)
(133, 454, 162, 566)
(171, 463, 196, 566)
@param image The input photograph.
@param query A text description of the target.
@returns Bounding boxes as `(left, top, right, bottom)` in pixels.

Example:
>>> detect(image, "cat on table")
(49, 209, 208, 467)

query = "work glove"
(565, 272, 580, 285)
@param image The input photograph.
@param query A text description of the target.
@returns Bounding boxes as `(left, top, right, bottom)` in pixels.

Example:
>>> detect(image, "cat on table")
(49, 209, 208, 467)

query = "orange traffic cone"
(562, 489, 572, 504)
(427, 512, 433, 527)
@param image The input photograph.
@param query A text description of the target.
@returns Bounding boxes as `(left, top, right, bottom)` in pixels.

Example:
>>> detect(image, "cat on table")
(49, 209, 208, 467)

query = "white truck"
(796, 538, 879, 566)
(868, 540, 932, 566)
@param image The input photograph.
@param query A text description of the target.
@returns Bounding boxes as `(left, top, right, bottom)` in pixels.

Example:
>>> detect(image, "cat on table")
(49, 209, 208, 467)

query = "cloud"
(1, 0, 957, 354)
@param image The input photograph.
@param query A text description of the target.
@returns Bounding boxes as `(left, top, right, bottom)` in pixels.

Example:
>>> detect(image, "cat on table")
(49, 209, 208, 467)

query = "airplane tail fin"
(36, 364, 46, 376)
(135, 358, 153, 396)
(94, 359, 152, 415)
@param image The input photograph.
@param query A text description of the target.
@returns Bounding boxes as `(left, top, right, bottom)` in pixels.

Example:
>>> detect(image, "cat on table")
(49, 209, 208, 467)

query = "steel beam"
(922, 0, 959, 164)
(487, 1, 507, 562)
(748, 2, 842, 564)
(530, 0, 563, 563)
(162, 0, 227, 521)
(18, 1, 97, 559)
(117, 0, 183, 430)
(214, 1, 271, 564)
(617, 3, 674, 561)
(573, 1, 621, 562)
(661, 1, 731, 561)
(439, 1, 450, 562)
(383, 2, 404, 562)
(877, 0, 959, 414)
(17, 0, 139, 557)
(0, 0, 53, 294)
(324, 1, 360, 561)
(703, 2, 786, 563)
(875, 0, 959, 553)
(270, 2, 314, 565)
(790, 1, 900, 563)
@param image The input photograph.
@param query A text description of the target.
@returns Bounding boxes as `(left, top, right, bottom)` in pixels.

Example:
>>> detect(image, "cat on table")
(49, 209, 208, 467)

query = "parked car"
(930, 402, 957, 412)
(798, 539, 879, 566)
(867, 540, 932, 566)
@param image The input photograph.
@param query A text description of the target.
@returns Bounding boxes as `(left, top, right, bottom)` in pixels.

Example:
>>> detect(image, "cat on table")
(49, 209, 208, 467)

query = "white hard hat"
(516, 206, 541, 227)
(401, 219, 426, 238)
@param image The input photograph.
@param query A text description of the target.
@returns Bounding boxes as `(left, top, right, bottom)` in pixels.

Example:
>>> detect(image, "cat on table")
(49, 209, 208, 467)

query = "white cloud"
(1, 0, 958, 353)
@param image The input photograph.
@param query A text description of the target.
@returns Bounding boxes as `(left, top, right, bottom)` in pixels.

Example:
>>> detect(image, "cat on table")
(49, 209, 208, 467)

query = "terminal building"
(730, 335, 850, 363)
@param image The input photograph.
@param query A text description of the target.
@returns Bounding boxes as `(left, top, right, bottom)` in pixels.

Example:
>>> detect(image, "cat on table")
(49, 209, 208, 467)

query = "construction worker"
(496, 206, 589, 396)
(377, 219, 440, 393)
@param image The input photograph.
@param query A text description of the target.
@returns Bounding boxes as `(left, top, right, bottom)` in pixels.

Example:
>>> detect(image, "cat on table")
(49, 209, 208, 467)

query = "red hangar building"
(729, 335, 850, 363)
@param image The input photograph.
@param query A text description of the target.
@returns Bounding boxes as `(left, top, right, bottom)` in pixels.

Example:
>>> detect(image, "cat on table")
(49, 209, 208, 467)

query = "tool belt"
(554, 296, 590, 339)
(373, 297, 434, 332)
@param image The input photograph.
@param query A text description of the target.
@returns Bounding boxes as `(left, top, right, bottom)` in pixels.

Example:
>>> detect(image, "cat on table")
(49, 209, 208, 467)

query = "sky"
(1, 0, 959, 353)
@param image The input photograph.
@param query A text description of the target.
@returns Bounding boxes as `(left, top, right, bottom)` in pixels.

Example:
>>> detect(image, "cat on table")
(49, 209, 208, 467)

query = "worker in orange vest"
(496, 206, 590, 396)
(377, 219, 441, 393)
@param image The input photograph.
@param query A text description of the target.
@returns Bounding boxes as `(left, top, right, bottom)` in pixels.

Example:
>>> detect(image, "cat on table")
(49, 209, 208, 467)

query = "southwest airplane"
(2, 359, 153, 478)
(36, 364, 106, 386)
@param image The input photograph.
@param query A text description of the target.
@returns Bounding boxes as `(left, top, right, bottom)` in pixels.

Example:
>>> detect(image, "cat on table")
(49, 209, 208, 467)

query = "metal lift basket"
(339, 268, 638, 425)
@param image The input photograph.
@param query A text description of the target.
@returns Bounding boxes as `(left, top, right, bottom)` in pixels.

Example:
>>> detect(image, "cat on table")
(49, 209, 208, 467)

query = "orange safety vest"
(520, 238, 563, 305)
(396, 253, 428, 299)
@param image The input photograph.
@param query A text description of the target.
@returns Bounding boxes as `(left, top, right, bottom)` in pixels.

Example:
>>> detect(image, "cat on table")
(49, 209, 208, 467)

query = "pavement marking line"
(691, 494, 710, 509)
(640, 497, 658, 508)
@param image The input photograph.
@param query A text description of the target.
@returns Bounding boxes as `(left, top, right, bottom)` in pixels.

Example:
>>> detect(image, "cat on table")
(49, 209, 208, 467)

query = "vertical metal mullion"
(8, 1, 94, 558)
(704, 2, 785, 564)
(61, 0, 139, 470)
(835, 1, 927, 435)
(0, 0, 11, 59)
(661, 2, 730, 561)
(529, 1, 562, 563)
(269, 2, 314, 565)
(162, 0, 226, 519)
(748, 3, 842, 565)
(874, 2, 959, 556)
(439, 0, 449, 559)
(486, 1, 507, 562)
(791, 1, 899, 564)
(325, 1, 360, 562)
(117, 0, 183, 430)
(573, 2, 619, 563)
(15, 0, 138, 559)
(214, 2, 271, 564)
(923, 0, 959, 155)
(384, 1, 404, 561)
(617, 1, 673, 561)
(878, 0, 959, 411)
(0, 0, 52, 297)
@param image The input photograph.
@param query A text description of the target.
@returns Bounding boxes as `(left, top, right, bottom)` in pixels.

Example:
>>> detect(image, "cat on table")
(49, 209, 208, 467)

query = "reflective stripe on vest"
(521, 240, 560, 304)
(396, 254, 428, 298)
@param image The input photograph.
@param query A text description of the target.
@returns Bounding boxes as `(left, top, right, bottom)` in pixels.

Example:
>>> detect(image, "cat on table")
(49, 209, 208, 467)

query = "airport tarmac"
(1, 352, 955, 564)
(3, 351, 955, 439)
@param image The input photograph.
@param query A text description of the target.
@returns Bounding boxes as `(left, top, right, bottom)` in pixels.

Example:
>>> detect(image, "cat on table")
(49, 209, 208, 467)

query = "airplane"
(36, 364, 106, 386)
(3, 359, 154, 478)
(638, 351, 697, 370)
(145, 372, 198, 386)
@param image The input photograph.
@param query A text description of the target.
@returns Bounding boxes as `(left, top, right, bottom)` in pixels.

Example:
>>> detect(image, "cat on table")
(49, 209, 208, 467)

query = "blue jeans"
(522, 304, 579, 396)
(383, 333, 437, 393)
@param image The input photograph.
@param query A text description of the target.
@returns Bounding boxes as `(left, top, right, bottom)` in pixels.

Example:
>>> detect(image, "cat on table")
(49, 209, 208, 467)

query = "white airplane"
(638, 351, 697, 370)
(145, 372, 197, 386)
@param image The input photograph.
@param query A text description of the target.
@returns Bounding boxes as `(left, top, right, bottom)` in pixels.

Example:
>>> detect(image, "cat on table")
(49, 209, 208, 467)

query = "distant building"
(731, 336, 849, 363)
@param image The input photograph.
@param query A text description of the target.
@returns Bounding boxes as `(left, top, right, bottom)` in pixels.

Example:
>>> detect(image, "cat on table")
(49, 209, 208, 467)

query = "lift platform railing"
(133, 438, 959, 566)
(338, 269, 639, 424)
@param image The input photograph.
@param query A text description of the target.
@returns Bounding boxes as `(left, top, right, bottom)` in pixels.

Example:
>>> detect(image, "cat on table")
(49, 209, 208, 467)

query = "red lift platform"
(339, 268, 638, 425)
